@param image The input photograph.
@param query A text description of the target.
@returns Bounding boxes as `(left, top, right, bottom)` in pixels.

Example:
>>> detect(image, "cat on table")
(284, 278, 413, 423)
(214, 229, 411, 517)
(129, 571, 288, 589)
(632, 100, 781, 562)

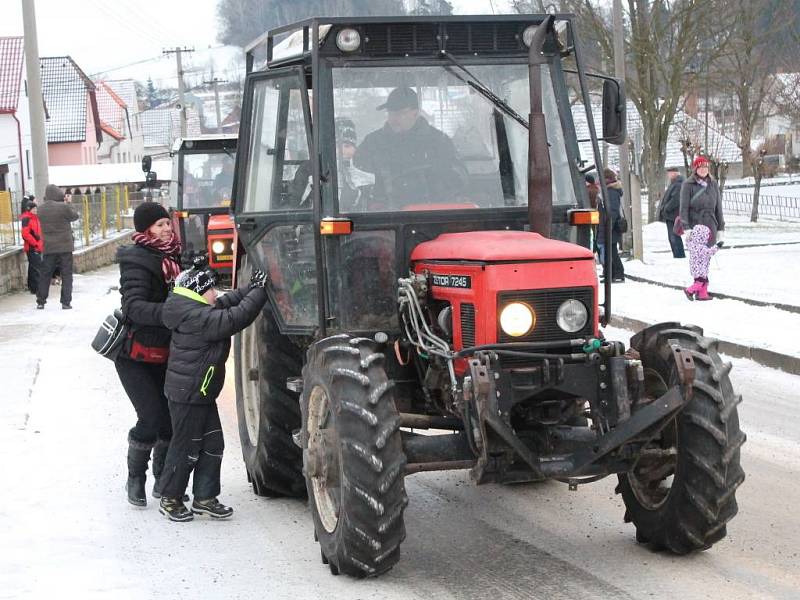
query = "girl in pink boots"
(684, 224, 719, 301)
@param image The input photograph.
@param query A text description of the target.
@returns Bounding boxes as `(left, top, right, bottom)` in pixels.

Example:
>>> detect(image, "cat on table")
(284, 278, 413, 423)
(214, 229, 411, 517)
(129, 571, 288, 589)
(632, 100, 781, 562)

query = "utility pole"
(612, 0, 642, 260)
(203, 77, 228, 133)
(21, 0, 49, 198)
(163, 47, 194, 138)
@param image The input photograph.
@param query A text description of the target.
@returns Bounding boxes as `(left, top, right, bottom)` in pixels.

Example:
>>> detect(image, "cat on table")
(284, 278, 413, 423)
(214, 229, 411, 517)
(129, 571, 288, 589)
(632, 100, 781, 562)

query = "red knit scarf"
(131, 232, 182, 283)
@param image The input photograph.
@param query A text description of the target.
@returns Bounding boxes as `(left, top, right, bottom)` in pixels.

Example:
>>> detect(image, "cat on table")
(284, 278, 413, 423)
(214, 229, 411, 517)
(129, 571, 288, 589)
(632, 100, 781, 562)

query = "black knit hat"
(175, 267, 218, 296)
(133, 202, 170, 233)
(377, 87, 419, 111)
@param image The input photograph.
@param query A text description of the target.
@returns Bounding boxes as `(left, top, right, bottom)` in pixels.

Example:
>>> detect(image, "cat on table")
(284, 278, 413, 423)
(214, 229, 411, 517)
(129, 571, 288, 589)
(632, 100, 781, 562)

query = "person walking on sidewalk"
(157, 266, 269, 522)
(684, 224, 720, 301)
(114, 202, 182, 507)
(36, 185, 78, 309)
(598, 168, 625, 282)
(679, 155, 725, 245)
(656, 166, 685, 258)
(20, 196, 43, 294)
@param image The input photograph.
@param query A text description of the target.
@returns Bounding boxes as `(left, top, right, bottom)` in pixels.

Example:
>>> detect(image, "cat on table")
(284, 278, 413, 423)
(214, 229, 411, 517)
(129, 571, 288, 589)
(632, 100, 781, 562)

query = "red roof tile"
(0, 37, 25, 113)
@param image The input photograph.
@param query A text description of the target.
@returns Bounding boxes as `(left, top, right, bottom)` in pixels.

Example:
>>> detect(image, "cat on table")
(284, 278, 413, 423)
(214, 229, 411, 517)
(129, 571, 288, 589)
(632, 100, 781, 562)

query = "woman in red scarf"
(114, 202, 183, 507)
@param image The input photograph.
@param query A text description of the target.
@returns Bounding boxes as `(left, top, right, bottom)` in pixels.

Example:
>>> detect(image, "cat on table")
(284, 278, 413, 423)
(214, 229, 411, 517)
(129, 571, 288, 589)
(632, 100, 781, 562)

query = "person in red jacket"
(20, 196, 43, 294)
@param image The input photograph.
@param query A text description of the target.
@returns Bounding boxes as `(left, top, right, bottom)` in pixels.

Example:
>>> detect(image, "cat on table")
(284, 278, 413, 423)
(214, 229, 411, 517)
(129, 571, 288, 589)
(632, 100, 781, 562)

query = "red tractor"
(168, 135, 237, 285)
(231, 14, 745, 578)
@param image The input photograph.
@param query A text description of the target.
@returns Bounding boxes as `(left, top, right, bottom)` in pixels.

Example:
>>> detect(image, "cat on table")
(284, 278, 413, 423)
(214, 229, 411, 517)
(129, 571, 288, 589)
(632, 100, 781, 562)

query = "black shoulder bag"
(91, 309, 129, 361)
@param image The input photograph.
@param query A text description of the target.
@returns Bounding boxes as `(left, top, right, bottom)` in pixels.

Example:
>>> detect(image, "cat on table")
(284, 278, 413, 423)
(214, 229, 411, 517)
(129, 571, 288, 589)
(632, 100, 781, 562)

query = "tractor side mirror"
(602, 79, 626, 146)
(141, 155, 152, 173)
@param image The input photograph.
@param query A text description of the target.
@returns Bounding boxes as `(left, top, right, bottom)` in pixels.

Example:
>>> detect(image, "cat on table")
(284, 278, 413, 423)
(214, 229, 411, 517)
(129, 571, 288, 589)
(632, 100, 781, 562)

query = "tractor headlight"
(499, 302, 535, 338)
(556, 299, 588, 333)
(336, 28, 361, 52)
(211, 240, 226, 254)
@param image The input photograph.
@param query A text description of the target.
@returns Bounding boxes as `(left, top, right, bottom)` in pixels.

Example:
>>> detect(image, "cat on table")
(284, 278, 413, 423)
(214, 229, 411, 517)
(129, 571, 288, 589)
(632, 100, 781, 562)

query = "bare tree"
(713, 0, 794, 175)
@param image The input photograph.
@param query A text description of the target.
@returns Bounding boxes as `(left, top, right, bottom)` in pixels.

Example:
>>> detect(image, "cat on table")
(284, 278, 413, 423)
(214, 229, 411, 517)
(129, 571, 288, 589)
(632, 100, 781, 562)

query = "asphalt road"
(1, 267, 798, 600)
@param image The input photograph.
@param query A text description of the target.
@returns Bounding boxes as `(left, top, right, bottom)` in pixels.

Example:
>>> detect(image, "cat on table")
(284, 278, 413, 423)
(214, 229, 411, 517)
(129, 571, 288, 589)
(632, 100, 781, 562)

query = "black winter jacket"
(161, 285, 267, 404)
(657, 175, 684, 222)
(598, 180, 623, 244)
(116, 244, 173, 359)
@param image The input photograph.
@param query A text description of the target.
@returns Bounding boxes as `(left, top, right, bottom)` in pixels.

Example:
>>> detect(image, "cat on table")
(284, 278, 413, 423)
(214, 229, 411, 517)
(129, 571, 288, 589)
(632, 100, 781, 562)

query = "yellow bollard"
(82, 195, 90, 247)
(124, 186, 130, 212)
(101, 190, 107, 239)
(116, 186, 121, 231)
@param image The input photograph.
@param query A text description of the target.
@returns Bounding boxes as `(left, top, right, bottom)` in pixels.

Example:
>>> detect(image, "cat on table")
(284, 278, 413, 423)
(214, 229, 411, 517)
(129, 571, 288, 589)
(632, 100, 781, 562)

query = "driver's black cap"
(377, 87, 419, 111)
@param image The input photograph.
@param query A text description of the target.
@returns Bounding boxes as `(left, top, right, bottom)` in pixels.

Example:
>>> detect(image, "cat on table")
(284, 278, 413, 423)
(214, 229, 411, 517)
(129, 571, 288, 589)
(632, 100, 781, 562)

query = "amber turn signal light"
(569, 209, 600, 226)
(320, 218, 353, 235)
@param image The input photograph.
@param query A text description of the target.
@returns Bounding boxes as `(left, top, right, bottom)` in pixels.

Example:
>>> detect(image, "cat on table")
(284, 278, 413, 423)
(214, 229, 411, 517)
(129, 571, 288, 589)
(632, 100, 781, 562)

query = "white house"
(95, 81, 144, 165)
(0, 36, 34, 196)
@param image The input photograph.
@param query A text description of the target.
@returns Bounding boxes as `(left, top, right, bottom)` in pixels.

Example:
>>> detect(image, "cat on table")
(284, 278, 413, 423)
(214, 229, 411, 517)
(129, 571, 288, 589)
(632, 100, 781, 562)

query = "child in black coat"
(157, 265, 268, 521)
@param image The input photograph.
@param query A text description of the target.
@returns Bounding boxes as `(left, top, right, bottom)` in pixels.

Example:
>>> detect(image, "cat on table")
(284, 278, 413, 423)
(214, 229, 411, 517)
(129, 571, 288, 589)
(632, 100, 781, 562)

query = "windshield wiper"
(442, 52, 529, 130)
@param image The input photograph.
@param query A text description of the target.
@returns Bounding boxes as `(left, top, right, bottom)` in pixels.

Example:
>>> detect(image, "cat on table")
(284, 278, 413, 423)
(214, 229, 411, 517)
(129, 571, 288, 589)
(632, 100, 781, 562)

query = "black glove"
(250, 269, 268, 288)
(191, 253, 210, 269)
(716, 241, 724, 248)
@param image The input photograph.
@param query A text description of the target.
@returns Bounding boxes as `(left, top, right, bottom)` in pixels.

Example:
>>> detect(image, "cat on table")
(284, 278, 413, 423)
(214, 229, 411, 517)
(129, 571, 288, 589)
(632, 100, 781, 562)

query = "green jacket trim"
(200, 365, 215, 397)
(173, 286, 209, 304)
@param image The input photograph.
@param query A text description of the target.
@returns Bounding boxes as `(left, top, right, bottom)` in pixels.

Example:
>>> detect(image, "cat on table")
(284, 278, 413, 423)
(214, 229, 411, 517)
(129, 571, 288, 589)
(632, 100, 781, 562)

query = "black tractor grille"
(460, 303, 476, 347)
(360, 22, 528, 56)
(497, 287, 594, 344)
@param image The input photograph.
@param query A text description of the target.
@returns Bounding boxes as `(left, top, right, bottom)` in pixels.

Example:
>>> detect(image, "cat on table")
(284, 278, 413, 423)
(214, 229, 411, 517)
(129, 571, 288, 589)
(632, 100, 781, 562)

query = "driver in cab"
(354, 86, 464, 209)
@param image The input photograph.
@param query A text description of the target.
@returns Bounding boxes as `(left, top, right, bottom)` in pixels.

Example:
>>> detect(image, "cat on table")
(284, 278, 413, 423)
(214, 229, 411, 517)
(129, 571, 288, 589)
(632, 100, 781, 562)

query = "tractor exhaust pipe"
(527, 15, 555, 239)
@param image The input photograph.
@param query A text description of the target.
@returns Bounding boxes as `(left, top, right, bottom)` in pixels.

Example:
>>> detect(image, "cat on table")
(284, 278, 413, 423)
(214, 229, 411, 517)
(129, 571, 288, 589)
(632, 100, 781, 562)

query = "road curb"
(623, 274, 800, 314)
(610, 315, 800, 376)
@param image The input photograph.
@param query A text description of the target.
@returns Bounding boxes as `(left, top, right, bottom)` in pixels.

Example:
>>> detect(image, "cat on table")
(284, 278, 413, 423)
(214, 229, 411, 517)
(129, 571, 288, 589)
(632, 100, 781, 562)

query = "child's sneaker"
(192, 497, 233, 519)
(159, 497, 193, 522)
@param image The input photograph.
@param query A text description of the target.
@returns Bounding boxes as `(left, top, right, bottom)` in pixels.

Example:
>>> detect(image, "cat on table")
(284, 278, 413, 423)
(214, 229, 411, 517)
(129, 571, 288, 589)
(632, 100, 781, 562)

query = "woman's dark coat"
(116, 244, 172, 356)
(598, 180, 624, 245)
(679, 174, 725, 245)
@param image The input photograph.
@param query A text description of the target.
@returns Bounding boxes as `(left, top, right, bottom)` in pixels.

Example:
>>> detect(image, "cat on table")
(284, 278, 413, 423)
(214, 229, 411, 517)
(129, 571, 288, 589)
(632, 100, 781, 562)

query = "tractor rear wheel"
(617, 323, 745, 553)
(301, 335, 408, 577)
(233, 266, 305, 498)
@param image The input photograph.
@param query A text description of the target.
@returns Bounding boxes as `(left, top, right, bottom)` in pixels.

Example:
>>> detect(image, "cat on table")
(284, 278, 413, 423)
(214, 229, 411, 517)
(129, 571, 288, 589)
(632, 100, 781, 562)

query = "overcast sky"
(1, 0, 514, 83)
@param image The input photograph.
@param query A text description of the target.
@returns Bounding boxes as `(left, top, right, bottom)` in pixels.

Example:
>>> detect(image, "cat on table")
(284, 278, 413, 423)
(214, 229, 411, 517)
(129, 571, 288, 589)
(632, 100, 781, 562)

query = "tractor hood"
(410, 231, 594, 262)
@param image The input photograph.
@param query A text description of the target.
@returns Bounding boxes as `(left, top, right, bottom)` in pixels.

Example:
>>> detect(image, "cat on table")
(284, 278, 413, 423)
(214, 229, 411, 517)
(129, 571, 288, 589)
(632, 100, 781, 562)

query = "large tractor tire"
(617, 323, 746, 553)
(301, 335, 408, 577)
(234, 299, 306, 498)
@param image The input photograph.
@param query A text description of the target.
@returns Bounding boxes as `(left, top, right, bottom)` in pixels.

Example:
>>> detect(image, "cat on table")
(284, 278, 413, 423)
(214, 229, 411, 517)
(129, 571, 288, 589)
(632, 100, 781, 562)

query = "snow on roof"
(0, 37, 24, 113)
(140, 105, 201, 149)
(40, 56, 101, 144)
(48, 159, 172, 187)
(571, 100, 742, 173)
(95, 82, 128, 140)
(104, 79, 139, 114)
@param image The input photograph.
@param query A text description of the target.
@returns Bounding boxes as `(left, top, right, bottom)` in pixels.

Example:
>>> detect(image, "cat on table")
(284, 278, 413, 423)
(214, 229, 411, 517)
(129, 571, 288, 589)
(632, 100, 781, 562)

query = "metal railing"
(722, 191, 800, 222)
(0, 186, 171, 252)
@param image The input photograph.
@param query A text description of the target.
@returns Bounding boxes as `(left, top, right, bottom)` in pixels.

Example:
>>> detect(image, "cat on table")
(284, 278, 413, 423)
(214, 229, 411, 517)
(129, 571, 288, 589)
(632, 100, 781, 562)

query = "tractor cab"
(169, 135, 238, 284)
(231, 14, 744, 579)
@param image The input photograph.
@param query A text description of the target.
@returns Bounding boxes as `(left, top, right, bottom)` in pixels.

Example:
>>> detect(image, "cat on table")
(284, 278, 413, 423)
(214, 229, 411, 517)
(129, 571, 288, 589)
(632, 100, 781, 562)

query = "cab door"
(232, 67, 319, 335)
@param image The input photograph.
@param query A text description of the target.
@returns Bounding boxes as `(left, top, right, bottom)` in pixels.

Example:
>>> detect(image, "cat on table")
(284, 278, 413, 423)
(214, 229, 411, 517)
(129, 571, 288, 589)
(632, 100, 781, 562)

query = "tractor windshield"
(180, 150, 237, 210)
(331, 63, 577, 213)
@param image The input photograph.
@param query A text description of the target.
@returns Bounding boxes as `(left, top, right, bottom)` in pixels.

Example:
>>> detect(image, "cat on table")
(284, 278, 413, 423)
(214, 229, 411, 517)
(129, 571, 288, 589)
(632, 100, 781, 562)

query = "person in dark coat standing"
(679, 155, 725, 245)
(36, 184, 79, 309)
(157, 265, 268, 521)
(114, 202, 182, 507)
(597, 168, 625, 282)
(656, 166, 685, 258)
(20, 196, 43, 294)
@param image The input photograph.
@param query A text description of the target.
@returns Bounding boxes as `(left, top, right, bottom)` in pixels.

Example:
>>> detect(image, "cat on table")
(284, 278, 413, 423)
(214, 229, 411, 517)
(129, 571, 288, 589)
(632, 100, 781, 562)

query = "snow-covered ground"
(625, 218, 800, 307)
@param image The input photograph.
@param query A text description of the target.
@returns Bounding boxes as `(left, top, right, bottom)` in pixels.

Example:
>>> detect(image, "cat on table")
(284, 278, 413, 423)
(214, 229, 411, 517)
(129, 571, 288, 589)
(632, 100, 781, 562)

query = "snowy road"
(1, 267, 799, 600)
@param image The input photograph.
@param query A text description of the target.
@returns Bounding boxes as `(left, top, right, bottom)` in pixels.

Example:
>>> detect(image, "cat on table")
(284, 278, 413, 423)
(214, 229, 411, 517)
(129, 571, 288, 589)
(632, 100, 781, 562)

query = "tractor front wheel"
(301, 335, 408, 577)
(617, 323, 746, 553)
